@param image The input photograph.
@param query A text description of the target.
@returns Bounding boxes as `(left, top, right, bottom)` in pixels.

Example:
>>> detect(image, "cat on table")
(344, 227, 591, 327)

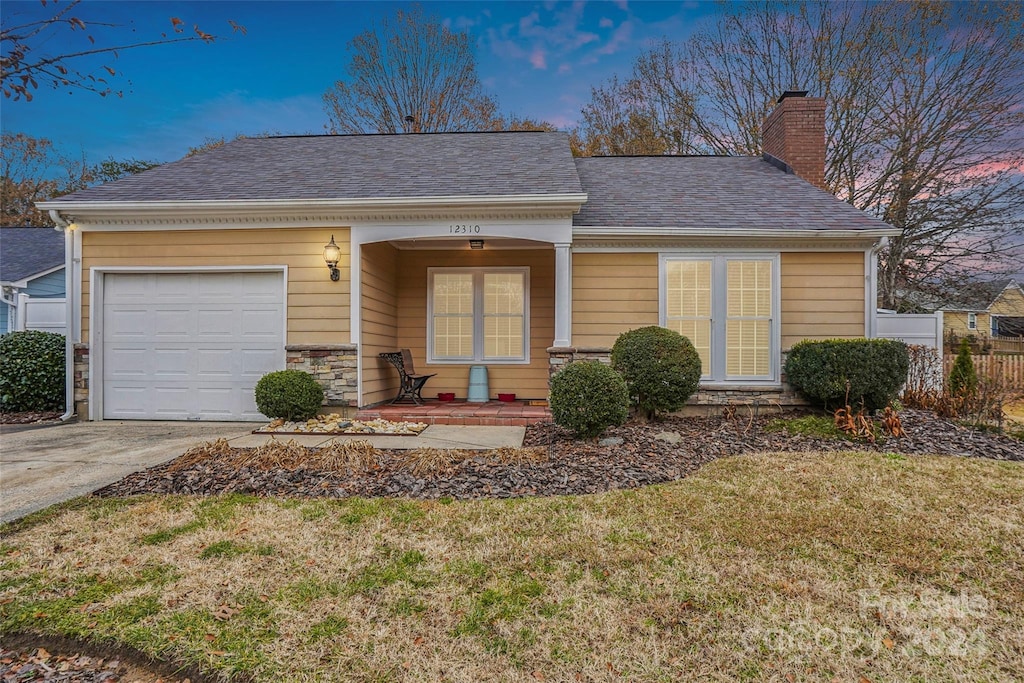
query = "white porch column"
(553, 242, 572, 347)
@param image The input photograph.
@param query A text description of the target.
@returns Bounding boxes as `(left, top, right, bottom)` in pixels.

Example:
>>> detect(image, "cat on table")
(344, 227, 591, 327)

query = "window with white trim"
(428, 267, 529, 363)
(662, 254, 779, 382)
(968, 312, 977, 330)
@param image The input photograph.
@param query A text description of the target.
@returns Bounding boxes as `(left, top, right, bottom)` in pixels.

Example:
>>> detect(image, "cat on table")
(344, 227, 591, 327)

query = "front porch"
(354, 399, 552, 426)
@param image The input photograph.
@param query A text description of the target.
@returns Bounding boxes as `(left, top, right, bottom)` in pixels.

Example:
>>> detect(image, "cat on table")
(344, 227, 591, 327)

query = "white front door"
(101, 271, 284, 420)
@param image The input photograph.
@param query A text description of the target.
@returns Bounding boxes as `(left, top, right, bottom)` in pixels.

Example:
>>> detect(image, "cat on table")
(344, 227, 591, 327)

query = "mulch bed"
(95, 409, 1023, 502)
(0, 411, 62, 425)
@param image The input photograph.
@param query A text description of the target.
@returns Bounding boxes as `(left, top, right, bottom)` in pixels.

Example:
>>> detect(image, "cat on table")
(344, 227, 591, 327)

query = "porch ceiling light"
(323, 235, 341, 281)
(469, 239, 485, 250)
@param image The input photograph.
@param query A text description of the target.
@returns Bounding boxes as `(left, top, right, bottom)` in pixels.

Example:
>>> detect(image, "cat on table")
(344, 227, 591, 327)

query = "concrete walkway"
(0, 421, 525, 523)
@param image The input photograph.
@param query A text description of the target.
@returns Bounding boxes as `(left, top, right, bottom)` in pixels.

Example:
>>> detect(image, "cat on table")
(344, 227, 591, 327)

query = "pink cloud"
(530, 48, 548, 70)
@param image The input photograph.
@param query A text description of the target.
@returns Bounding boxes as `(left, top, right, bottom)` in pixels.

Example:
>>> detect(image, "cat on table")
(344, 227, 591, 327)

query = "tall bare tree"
(323, 6, 498, 134)
(1, 0, 243, 101)
(575, 1, 1024, 309)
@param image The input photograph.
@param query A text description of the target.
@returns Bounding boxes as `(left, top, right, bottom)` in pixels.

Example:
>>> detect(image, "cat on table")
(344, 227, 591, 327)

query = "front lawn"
(2, 450, 1022, 681)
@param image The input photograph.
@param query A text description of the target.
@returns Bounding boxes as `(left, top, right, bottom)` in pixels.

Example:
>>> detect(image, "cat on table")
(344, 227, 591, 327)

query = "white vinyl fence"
(876, 310, 943, 354)
(16, 292, 66, 333)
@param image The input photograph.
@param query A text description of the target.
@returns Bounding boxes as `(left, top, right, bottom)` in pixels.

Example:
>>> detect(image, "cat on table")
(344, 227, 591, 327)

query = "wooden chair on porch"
(378, 350, 436, 405)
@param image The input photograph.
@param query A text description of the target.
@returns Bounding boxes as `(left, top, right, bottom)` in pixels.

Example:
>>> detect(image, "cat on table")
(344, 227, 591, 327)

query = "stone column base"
(285, 344, 359, 410)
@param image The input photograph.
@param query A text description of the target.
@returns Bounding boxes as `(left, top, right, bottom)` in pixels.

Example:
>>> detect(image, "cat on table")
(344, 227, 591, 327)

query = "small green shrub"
(254, 370, 323, 421)
(0, 330, 65, 412)
(948, 338, 978, 396)
(549, 361, 628, 439)
(784, 338, 909, 411)
(611, 326, 701, 420)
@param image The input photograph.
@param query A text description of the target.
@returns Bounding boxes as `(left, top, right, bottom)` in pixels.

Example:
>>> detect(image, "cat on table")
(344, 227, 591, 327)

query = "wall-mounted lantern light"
(323, 235, 341, 281)
(469, 239, 485, 250)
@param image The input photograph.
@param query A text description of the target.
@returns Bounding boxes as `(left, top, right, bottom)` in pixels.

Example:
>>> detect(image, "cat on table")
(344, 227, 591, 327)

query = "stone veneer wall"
(73, 343, 89, 418)
(285, 344, 359, 409)
(546, 346, 806, 413)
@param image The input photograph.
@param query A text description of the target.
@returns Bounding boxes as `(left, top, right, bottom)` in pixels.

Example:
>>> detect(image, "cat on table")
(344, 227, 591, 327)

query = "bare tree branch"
(1, 0, 242, 100)
(322, 6, 499, 134)
(575, 1, 1024, 309)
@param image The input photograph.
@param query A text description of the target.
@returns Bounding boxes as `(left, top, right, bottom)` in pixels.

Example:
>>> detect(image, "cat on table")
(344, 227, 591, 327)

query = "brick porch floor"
(354, 400, 552, 426)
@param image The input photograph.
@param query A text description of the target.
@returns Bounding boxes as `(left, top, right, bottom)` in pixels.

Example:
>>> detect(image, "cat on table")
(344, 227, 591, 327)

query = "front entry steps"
(354, 400, 551, 426)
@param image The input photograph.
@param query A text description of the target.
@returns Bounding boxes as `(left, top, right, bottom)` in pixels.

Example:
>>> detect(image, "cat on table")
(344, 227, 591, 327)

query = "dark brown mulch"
(94, 410, 1022, 502)
(0, 410, 63, 425)
(0, 633, 203, 682)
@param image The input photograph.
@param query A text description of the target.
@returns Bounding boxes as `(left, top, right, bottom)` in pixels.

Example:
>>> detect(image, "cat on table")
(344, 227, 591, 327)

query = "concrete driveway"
(0, 420, 254, 524)
(0, 420, 526, 524)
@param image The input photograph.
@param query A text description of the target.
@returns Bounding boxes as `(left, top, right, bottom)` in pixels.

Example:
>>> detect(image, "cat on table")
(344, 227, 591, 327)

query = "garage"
(100, 270, 285, 421)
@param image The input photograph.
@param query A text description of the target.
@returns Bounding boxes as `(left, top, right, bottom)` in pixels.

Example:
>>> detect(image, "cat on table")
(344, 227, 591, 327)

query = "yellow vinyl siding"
(360, 242, 399, 406)
(394, 249, 553, 400)
(80, 229, 350, 345)
(572, 253, 658, 347)
(780, 252, 864, 349)
(991, 287, 1024, 317)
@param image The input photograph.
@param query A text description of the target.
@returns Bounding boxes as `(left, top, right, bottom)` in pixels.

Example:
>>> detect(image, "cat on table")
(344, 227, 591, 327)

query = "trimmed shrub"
(784, 338, 909, 411)
(549, 361, 628, 439)
(610, 326, 701, 420)
(254, 370, 324, 421)
(0, 330, 66, 412)
(948, 338, 978, 397)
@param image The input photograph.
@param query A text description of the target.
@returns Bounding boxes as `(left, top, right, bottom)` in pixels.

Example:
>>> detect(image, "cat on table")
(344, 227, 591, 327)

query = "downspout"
(49, 210, 76, 422)
(867, 236, 889, 338)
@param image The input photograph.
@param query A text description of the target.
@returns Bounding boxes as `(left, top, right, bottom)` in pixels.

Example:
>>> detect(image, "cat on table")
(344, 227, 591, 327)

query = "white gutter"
(36, 193, 590, 216)
(574, 226, 903, 240)
(49, 210, 76, 422)
(867, 236, 890, 337)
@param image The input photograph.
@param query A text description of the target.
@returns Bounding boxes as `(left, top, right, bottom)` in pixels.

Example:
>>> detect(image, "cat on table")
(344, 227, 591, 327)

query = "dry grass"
(2, 451, 1023, 682)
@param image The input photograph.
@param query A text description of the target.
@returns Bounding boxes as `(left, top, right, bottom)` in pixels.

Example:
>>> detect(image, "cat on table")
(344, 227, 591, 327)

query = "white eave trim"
(38, 193, 588, 217)
(573, 226, 902, 240)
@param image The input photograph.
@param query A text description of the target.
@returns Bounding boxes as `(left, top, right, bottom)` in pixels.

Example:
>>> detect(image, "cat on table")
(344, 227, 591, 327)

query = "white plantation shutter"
(662, 255, 777, 382)
(483, 272, 525, 359)
(432, 273, 474, 359)
(665, 259, 712, 376)
(429, 268, 529, 363)
(726, 260, 772, 377)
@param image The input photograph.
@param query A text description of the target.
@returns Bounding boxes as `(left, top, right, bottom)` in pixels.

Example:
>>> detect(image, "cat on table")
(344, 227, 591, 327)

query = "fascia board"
(572, 226, 902, 240)
(37, 193, 589, 217)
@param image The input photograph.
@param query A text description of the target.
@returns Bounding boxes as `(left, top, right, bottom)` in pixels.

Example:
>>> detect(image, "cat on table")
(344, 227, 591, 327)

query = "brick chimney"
(762, 90, 826, 190)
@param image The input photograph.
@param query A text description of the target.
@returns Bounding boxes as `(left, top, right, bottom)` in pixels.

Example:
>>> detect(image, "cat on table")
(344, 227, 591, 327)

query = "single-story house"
(939, 279, 1024, 338)
(39, 91, 899, 422)
(0, 227, 66, 334)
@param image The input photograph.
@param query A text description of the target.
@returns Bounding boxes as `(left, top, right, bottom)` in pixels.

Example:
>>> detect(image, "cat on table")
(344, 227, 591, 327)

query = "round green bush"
(0, 330, 66, 412)
(611, 326, 702, 420)
(549, 361, 628, 439)
(254, 370, 324, 421)
(784, 338, 909, 411)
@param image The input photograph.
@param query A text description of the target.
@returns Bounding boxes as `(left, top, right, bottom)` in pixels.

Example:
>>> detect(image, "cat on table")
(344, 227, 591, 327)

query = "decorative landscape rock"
(257, 414, 427, 435)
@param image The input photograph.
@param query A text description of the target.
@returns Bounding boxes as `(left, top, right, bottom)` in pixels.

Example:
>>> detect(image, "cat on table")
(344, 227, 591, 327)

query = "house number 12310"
(449, 224, 481, 234)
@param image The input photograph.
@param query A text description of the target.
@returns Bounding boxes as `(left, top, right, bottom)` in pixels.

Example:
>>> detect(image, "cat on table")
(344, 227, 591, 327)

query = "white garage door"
(102, 271, 284, 421)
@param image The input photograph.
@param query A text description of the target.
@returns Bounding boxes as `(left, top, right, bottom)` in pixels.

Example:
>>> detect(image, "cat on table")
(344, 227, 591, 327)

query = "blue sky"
(1, 0, 720, 164)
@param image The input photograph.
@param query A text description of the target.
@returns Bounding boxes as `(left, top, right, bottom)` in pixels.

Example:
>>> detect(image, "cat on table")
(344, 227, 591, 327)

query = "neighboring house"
(39, 91, 899, 422)
(940, 279, 1024, 338)
(0, 227, 66, 334)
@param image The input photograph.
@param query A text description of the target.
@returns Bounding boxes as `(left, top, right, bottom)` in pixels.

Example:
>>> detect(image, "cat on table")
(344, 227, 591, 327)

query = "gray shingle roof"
(48, 132, 584, 203)
(0, 227, 64, 283)
(572, 156, 889, 231)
